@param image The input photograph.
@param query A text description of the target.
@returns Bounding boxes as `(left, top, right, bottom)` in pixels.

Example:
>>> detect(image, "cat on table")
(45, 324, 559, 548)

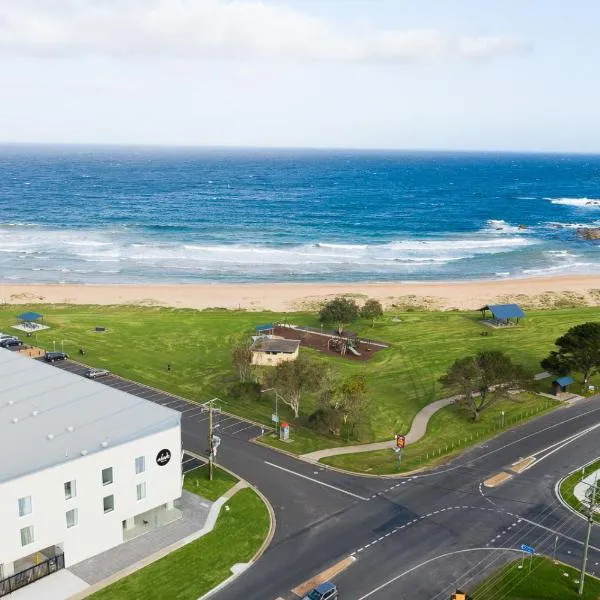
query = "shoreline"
(2, 275, 600, 311)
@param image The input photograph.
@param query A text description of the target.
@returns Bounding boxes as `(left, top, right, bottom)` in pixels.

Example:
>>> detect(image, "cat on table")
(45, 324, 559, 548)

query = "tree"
(266, 354, 328, 418)
(231, 340, 253, 383)
(440, 350, 531, 421)
(319, 297, 360, 334)
(360, 299, 384, 327)
(312, 374, 369, 439)
(541, 322, 600, 390)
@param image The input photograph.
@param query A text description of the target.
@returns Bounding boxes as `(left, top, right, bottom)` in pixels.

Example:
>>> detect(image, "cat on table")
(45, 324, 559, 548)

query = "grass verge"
(471, 556, 600, 599)
(320, 393, 559, 475)
(183, 465, 238, 502)
(89, 488, 269, 600)
(559, 458, 600, 524)
(1, 304, 598, 453)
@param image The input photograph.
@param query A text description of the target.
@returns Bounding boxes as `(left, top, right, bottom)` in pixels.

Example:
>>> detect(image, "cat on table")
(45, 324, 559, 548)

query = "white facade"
(0, 425, 181, 572)
(0, 349, 183, 582)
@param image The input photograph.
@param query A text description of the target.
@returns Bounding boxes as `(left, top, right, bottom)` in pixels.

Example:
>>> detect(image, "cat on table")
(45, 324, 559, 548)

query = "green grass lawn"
(559, 458, 600, 524)
(471, 556, 600, 599)
(2, 304, 599, 454)
(183, 465, 238, 501)
(320, 392, 559, 474)
(89, 487, 269, 600)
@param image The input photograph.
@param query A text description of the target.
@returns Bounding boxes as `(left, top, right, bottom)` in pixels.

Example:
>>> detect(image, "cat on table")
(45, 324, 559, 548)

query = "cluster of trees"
(541, 322, 600, 390)
(440, 321, 600, 422)
(319, 296, 383, 331)
(231, 345, 370, 440)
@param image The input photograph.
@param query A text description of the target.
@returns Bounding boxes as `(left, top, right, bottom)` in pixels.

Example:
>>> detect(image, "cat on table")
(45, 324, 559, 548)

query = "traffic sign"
(395, 434, 406, 449)
(271, 414, 279, 423)
(520, 544, 535, 554)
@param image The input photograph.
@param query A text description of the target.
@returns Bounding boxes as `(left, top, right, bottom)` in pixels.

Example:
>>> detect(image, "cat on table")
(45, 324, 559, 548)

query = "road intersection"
(47, 359, 600, 599)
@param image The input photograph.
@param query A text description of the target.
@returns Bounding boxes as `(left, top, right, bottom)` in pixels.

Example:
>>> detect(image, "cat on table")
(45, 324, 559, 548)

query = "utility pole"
(199, 398, 221, 481)
(208, 401, 214, 481)
(579, 475, 598, 596)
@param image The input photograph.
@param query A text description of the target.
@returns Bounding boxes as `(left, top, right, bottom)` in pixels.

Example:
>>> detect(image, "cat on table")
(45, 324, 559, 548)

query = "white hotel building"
(0, 349, 182, 594)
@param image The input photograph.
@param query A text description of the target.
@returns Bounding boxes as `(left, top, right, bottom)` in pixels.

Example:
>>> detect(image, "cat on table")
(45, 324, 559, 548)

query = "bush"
(228, 381, 262, 403)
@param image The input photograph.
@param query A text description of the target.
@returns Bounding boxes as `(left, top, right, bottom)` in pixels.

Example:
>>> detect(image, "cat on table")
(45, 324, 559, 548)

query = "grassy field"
(89, 487, 269, 600)
(1, 304, 599, 454)
(559, 458, 600, 524)
(320, 392, 559, 474)
(182, 465, 238, 501)
(471, 556, 600, 599)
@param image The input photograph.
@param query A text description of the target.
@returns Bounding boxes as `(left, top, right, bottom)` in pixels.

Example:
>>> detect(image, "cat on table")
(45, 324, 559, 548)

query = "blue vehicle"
(303, 582, 339, 600)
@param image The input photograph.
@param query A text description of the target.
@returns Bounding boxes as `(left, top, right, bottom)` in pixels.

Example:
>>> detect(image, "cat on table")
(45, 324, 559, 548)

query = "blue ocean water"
(0, 145, 599, 283)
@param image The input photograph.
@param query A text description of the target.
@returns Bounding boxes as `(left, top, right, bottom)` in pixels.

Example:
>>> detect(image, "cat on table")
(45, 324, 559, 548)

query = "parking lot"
(39, 357, 271, 448)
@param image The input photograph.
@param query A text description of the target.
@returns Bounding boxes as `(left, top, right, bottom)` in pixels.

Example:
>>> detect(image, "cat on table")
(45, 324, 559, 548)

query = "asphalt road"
(46, 358, 600, 599)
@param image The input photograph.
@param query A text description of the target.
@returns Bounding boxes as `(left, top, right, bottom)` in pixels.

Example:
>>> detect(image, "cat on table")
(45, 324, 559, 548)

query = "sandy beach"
(2, 276, 600, 312)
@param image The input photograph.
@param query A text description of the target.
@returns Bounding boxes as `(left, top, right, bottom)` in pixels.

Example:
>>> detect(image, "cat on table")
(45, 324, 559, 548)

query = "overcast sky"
(1, 0, 598, 152)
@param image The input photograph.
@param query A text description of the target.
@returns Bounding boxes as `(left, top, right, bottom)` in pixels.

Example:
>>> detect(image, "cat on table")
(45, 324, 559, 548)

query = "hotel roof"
(0, 349, 180, 484)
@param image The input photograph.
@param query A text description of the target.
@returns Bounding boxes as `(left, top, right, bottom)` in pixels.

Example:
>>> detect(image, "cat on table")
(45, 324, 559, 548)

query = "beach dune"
(2, 276, 600, 312)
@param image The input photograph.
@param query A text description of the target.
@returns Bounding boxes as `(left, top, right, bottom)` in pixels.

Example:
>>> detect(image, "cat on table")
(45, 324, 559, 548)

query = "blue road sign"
(520, 544, 535, 554)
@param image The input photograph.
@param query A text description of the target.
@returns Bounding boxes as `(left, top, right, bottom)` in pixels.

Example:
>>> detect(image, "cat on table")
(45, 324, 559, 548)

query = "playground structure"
(327, 334, 361, 357)
(270, 323, 388, 361)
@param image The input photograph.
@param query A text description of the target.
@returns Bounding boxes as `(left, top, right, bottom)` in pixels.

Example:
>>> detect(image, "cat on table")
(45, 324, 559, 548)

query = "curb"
(554, 456, 600, 523)
(196, 482, 276, 600)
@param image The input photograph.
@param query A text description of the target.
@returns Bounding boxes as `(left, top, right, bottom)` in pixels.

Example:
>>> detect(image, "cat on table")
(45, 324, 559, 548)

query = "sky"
(0, 0, 599, 152)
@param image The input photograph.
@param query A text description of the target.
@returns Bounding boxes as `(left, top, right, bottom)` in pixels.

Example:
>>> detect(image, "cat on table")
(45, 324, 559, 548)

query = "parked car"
(0, 332, 16, 340)
(0, 338, 23, 348)
(44, 351, 68, 363)
(85, 368, 110, 379)
(303, 582, 339, 600)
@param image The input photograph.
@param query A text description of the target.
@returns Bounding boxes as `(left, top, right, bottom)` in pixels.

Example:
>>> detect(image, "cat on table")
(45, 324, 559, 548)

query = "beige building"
(250, 337, 300, 366)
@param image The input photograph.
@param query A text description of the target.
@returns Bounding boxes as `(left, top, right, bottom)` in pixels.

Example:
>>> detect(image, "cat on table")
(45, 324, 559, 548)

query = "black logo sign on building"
(156, 449, 172, 466)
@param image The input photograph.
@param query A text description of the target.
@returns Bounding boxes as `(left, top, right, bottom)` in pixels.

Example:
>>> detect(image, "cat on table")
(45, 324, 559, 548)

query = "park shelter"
(479, 304, 525, 325)
(16, 312, 43, 323)
(255, 323, 274, 335)
(552, 376, 575, 395)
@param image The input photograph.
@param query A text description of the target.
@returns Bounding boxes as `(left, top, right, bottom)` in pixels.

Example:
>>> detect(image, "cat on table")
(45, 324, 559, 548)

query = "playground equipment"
(327, 334, 361, 357)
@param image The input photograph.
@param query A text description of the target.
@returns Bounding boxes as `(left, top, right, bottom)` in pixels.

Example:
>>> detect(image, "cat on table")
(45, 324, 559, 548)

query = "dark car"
(303, 582, 339, 600)
(44, 351, 69, 363)
(85, 368, 110, 379)
(0, 338, 23, 348)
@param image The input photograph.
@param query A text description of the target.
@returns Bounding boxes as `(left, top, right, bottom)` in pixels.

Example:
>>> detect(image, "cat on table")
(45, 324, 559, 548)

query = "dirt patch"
(273, 325, 387, 362)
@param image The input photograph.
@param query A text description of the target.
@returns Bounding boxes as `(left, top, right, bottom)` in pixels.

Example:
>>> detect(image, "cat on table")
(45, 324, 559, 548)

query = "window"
(18, 496, 32, 517)
(66, 508, 78, 528)
(135, 456, 145, 474)
(103, 495, 114, 514)
(64, 480, 77, 500)
(20, 525, 34, 546)
(136, 482, 146, 501)
(102, 467, 113, 486)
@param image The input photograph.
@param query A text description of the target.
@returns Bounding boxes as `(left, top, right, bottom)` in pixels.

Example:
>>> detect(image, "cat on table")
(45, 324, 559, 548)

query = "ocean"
(0, 145, 599, 284)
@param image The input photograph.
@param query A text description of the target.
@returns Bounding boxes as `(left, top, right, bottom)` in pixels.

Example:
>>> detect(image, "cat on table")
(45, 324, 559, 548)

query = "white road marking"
(356, 547, 525, 599)
(263, 461, 369, 501)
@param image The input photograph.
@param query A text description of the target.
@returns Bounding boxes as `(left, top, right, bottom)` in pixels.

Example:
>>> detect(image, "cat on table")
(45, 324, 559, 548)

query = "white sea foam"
(485, 220, 529, 234)
(546, 197, 600, 207)
(0, 223, 542, 280)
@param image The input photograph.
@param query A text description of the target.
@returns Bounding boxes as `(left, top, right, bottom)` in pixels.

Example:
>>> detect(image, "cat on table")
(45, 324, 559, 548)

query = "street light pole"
(578, 475, 598, 596)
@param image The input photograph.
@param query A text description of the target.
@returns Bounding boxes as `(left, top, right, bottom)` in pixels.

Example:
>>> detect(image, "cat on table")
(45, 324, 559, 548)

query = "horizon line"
(1, 141, 600, 157)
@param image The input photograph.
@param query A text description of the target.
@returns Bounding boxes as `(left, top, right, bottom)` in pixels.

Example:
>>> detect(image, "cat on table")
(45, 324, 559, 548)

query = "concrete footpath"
(300, 395, 458, 462)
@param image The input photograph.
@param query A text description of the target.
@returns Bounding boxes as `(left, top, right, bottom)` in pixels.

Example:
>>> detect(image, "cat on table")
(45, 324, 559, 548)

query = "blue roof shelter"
(480, 304, 525, 323)
(255, 323, 274, 333)
(16, 311, 44, 322)
(552, 376, 575, 395)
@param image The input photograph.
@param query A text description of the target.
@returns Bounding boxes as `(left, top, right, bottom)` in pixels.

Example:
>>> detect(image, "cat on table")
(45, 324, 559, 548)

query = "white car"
(85, 368, 110, 379)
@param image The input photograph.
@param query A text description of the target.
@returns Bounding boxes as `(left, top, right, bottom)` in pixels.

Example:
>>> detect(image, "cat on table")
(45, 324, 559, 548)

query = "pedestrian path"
(300, 395, 459, 462)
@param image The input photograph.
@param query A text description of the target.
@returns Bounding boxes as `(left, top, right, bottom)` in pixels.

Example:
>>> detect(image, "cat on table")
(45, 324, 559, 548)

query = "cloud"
(0, 0, 530, 62)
